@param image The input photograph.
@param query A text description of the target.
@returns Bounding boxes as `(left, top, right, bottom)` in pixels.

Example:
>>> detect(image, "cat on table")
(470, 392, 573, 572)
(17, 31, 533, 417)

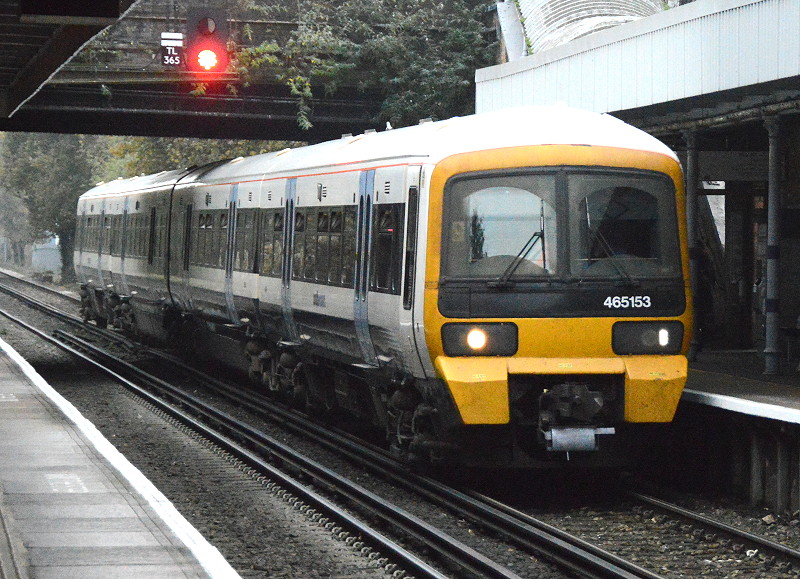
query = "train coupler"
(543, 426, 615, 452)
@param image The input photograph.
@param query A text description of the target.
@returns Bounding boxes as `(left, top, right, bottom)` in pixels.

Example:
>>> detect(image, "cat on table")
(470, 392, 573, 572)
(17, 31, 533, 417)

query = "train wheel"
(289, 363, 307, 409)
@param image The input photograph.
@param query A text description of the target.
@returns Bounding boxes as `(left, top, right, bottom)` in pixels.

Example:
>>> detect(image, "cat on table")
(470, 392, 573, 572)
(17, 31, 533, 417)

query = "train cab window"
(568, 172, 681, 279)
(370, 204, 404, 294)
(442, 174, 557, 280)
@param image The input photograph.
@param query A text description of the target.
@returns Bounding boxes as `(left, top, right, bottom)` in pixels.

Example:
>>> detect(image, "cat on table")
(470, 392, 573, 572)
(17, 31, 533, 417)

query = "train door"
(354, 170, 378, 367)
(399, 167, 429, 378)
(281, 178, 300, 341)
(166, 189, 192, 310)
(224, 184, 239, 323)
(96, 204, 106, 287)
(75, 207, 87, 282)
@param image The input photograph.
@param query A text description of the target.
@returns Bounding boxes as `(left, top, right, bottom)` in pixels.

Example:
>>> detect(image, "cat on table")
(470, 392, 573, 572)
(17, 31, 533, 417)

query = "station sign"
(160, 32, 184, 67)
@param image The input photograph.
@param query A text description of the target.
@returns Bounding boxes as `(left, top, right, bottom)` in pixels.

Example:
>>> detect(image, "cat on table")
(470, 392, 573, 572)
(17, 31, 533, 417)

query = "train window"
(104, 216, 110, 255)
(442, 174, 557, 280)
(303, 210, 317, 280)
(292, 209, 306, 281)
(568, 172, 680, 278)
(108, 216, 116, 256)
(341, 206, 357, 287)
(261, 212, 274, 275)
(261, 210, 284, 277)
(330, 210, 342, 233)
(294, 211, 305, 232)
(183, 204, 193, 270)
(125, 215, 133, 256)
(315, 210, 330, 283)
(147, 207, 157, 265)
(127, 215, 135, 256)
(234, 209, 257, 272)
(317, 211, 329, 233)
(215, 211, 225, 268)
(328, 231, 341, 285)
(370, 204, 404, 294)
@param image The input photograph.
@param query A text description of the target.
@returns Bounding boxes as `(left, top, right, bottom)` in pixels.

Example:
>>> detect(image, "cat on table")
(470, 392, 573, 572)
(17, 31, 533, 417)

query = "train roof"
(80, 106, 678, 199)
(80, 168, 190, 200)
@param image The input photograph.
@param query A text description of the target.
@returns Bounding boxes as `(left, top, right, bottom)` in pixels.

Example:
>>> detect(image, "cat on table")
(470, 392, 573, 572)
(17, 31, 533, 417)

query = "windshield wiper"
(585, 226, 639, 287)
(487, 230, 543, 288)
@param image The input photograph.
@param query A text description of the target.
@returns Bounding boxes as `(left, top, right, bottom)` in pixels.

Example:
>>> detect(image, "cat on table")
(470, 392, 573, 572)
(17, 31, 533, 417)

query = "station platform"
(0, 338, 239, 579)
(685, 349, 800, 423)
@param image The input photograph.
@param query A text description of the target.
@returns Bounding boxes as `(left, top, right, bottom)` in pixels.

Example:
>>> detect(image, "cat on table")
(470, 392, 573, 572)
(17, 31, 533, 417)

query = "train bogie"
(75, 106, 692, 468)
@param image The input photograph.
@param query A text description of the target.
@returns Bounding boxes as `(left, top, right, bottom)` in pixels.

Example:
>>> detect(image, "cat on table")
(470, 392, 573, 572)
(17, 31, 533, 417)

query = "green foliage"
(0, 133, 106, 280)
(108, 136, 297, 176)
(238, 0, 494, 129)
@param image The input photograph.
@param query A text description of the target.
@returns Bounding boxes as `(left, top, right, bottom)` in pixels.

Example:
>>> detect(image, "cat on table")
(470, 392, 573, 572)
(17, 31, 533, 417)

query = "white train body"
(76, 106, 691, 467)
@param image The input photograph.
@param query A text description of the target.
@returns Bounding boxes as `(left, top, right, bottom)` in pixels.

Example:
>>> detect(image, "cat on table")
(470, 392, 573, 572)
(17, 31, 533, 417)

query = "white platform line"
(0, 337, 241, 579)
(683, 388, 800, 425)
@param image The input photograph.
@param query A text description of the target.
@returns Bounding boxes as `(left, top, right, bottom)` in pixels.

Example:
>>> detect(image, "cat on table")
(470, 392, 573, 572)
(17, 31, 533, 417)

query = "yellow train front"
(74, 106, 691, 469)
(413, 115, 691, 468)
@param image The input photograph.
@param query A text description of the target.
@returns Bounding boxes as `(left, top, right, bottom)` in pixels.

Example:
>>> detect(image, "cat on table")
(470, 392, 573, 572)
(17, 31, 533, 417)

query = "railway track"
(2, 270, 800, 577)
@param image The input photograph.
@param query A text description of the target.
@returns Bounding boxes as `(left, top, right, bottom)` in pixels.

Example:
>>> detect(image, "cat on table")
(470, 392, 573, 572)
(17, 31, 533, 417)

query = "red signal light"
(197, 48, 219, 71)
(185, 10, 229, 76)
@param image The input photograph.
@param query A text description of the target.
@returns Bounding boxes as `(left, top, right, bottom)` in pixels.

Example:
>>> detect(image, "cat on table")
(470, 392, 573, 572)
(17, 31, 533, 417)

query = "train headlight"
(442, 323, 518, 357)
(612, 321, 683, 355)
(466, 328, 487, 350)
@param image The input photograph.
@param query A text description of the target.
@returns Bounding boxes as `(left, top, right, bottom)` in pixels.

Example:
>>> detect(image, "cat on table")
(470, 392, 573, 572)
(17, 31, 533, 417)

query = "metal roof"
(0, 1, 133, 118)
(518, 0, 663, 53)
(477, 0, 800, 134)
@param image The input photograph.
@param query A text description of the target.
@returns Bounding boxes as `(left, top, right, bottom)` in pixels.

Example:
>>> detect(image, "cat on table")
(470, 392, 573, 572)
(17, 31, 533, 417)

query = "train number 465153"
(603, 295, 652, 308)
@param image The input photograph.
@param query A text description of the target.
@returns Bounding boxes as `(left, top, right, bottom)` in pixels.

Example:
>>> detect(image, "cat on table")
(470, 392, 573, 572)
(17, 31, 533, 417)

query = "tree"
(108, 136, 294, 176)
(0, 133, 103, 283)
(238, 0, 495, 129)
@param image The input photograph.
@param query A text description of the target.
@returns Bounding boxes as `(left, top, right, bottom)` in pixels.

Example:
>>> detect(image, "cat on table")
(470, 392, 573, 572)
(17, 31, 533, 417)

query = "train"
(75, 105, 692, 468)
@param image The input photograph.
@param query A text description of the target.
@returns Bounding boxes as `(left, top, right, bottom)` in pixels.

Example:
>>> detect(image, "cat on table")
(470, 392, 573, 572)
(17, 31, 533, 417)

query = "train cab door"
(280, 179, 300, 342)
(399, 167, 430, 378)
(354, 170, 379, 367)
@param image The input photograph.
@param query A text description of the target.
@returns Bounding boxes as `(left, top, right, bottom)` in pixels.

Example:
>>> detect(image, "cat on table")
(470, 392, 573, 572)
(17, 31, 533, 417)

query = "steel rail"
(0, 308, 456, 579)
(0, 276, 658, 577)
(0, 279, 137, 348)
(148, 350, 662, 579)
(49, 327, 524, 579)
(629, 491, 800, 562)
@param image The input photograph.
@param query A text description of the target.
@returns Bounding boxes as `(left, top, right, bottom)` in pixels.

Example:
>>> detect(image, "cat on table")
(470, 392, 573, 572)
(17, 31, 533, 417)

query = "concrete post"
(683, 130, 700, 361)
(764, 117, 782, 374)
(750, 429, 764, 505)
(776, 433, 791, 514)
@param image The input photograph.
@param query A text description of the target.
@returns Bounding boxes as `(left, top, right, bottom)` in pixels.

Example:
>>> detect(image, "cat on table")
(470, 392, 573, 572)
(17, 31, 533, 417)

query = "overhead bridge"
(0, 1, 382, 142)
